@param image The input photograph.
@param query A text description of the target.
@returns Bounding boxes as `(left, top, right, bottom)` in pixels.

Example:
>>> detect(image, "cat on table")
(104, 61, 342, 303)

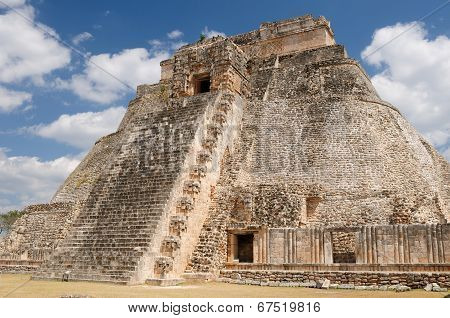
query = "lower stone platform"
(220, 269, 450, 289)
(182, 272, 215, 282)
(225, 263, 450, 272)
(0, 259, 42, 274)
(145, 278, 185, 287)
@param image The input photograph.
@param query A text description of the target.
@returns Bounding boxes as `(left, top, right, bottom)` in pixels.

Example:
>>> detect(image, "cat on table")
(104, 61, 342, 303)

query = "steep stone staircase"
(33, 90, 243, 284)
(149, 91, 243, 282)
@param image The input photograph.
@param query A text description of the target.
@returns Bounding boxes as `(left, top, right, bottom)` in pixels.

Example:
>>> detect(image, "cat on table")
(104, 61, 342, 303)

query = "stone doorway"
(331, 231, 357, 263)
(194, 74, 211, 94)
(237, 234, 254, 263)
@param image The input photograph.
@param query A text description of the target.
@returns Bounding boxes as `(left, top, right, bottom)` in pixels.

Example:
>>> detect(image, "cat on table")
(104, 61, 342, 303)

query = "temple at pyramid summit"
(1, 15, 449, 287)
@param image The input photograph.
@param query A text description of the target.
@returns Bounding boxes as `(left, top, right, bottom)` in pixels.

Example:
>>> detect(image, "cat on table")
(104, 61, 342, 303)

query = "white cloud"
(362, 22, 450, 160)
(148, 39, 163, 47)
(0, 0, 26, 8)
(167, 29, 183, 39)
(202, 26, 225, 38)
(0, 85, 31, 112)
(0, 5, 71, 84)
(0, 148, 80, 213)
(72, 31, 93, 45)
(29, 107, 126, 149)
(57, 48, 169, 104)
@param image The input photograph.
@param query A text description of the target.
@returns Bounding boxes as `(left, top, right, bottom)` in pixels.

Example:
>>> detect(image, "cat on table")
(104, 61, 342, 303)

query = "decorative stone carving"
(176, 197, 194, 214)
(213, 111, 227, 125)
(155, 257, 173, 279)
(207, 123, 222, 138)
(169, 216, 188, 237)
(183, 180, 201, 195)
(197, 150, 212, 163)
(202, 135, 218, 151)
(190, 165, 207, 180)
(161, 236, 181, 257)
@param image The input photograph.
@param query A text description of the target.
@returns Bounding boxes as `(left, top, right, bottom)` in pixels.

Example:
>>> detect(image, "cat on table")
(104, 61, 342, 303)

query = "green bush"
(0, 210, 25, 234)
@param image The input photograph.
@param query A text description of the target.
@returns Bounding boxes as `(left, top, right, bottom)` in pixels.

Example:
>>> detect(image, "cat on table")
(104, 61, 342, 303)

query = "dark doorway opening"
(194, 74, 211, 94)
(237, 234, 253, 263)
(333, 252, 356, 264)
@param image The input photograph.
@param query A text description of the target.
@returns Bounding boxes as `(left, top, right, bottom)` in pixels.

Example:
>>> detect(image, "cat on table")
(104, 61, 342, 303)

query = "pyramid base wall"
(219, 269, 450, 289)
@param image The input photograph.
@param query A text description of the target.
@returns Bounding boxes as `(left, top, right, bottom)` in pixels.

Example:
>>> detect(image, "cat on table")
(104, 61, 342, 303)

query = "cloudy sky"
(0, 0, 449, 213)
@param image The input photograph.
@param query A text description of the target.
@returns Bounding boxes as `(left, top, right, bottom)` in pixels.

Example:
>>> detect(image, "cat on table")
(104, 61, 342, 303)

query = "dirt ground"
(0, 274, 448, 298)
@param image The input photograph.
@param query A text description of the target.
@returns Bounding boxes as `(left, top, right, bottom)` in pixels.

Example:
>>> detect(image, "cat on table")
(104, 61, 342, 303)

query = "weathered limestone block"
(207, 123, 223, 138)
(161, 236, 181, 257)
(169, 216, 188, 237)
(213, 111, 228, 125)
(197, 150, 212, 163)
(177, 197, 194, 214)
(155, 257, 174, 279)
(190, 165, 207, 180)
(183, 180, 201, 195)
(202, 135, 218, 151)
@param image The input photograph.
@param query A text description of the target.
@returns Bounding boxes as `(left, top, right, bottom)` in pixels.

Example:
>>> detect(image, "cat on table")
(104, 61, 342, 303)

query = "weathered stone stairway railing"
(150, 90, 244, 282)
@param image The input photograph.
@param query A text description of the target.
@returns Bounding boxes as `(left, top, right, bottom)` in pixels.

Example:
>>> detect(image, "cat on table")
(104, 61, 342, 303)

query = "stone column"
(437, 224, 444, 263)
(324, 230, 333, 264)
(366, 226, 373, 264)
(261, 228, 266, 263)
(362, 226, 368, 264)
(403, 225, 410, 264)
(398, 224, 405, 264)
(426, 224, 433, 263)
(394, 225, 399, 263)
(254, 232, 261, 263)
(314, 228, 320, 263)
(371, 226, 378, 264)
(432, 224, 438, 263)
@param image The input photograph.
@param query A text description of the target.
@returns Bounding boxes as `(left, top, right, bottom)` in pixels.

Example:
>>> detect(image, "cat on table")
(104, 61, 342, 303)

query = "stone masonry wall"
(220, 269, 450, 289)
(0, 202, 80, 261)
(188, 43, 449, 274)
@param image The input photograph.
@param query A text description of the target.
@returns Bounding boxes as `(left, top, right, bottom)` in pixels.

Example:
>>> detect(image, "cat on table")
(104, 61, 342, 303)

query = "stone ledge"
(224, 263, 450, 272)
(145, 278, 185, 287)
(220, 269, 450, 289)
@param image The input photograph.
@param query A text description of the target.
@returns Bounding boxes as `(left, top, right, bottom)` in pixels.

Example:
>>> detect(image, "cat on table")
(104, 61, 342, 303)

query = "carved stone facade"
(1, 15, 449, 287)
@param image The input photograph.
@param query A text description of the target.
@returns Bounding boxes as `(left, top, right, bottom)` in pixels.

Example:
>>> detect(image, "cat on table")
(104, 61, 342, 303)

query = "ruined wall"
(220, 269, 450, 289)
(230, 15, 335, 59)
(169, 37, 248, 98)
(0, 202, 80, 260)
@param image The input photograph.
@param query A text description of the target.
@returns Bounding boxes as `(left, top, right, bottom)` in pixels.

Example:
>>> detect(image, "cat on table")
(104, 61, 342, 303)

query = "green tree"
(199, 34, 206, 41)
(0, 210, 25, 235)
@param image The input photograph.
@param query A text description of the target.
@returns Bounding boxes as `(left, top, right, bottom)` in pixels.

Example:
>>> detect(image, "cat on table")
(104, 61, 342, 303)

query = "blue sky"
(0, 0, 449, 212)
